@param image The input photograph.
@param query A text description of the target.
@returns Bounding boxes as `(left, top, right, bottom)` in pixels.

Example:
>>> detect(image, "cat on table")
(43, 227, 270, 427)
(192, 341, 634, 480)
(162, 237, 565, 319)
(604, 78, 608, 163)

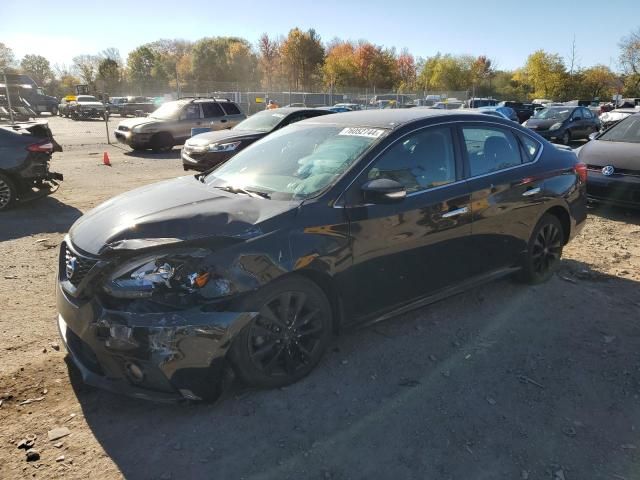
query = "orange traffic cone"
(103, 151, 111, 166)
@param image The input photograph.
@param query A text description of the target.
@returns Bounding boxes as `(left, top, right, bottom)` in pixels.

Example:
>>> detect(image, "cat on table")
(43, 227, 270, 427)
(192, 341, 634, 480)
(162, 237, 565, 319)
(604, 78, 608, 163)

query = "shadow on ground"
(588, 202, 640, 226)
(0, 195, 82, 241)
(123, 148, 182, 160)
(68, 261, 640, 480)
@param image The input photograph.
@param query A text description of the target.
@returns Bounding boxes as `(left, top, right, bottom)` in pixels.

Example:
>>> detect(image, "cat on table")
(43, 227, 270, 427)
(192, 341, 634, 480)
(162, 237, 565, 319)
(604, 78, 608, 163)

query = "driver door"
(176, 103, 203, 141)
(340, 125, 474, 319)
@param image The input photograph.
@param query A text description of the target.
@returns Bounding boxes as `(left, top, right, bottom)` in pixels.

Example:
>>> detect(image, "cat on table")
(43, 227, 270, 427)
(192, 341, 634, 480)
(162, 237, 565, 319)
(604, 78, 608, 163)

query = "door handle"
(442, 206, 469, 218)
(220, 119, 227, 123)
(522, 187, 541, 197)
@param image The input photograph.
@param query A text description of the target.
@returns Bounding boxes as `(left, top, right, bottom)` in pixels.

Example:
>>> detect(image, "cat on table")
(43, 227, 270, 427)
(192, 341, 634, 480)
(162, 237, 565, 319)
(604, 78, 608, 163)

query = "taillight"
(26, 141, 54, 153)
(574, 162, 588, 182)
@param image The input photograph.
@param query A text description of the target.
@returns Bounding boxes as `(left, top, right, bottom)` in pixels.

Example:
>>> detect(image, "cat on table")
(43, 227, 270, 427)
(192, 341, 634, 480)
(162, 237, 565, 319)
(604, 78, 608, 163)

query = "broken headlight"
(104, 251, 232, 300)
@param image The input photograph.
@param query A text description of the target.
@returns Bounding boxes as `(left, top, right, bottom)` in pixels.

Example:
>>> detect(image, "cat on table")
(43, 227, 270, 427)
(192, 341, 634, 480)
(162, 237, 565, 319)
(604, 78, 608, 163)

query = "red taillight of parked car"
(574, 162, 588, 182)
(26, 141, 54, 153)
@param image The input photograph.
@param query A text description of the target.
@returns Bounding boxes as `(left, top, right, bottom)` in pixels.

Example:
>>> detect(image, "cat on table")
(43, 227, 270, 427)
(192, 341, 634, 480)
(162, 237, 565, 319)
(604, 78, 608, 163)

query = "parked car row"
(58, 95, 107, 120)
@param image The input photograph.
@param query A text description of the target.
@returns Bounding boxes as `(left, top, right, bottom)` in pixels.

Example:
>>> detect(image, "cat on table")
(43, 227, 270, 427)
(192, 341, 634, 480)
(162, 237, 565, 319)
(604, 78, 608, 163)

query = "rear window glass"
(518, 133, 541, 162)
(220, 103, 241, 115)
(201, 102, 224, 117)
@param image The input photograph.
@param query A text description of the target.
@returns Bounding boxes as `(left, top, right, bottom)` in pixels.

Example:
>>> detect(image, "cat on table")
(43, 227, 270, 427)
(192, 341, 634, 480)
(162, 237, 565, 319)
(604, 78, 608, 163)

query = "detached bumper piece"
(56, 281, 255, 402)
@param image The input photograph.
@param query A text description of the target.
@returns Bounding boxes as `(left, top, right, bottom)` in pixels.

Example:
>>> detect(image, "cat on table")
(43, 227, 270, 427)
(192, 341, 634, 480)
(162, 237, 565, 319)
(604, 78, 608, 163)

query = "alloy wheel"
(247, 291, 325, 377)
(531, 223, 563, 275)
(0, 177, 13, 210)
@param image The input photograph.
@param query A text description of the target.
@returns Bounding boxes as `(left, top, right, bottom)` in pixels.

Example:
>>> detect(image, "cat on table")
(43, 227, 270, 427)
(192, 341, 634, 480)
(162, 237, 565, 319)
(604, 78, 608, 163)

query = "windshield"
(150, 101, 185, 120)
(204, 124, 386, 200)
(533, 107, 571, 120)
(77, 96, 97, 102)
(598, 115, 640, 143)
(234, 111, 286, 132)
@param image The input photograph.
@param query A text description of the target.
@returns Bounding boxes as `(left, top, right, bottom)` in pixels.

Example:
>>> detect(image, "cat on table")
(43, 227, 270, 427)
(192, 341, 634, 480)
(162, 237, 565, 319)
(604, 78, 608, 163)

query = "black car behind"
(181, 107, 334, 171)
(524, 106, 600, 144)
(0, 121, 63, 211)
(57, 109, 587, 402)
(578, 113, 640, 207)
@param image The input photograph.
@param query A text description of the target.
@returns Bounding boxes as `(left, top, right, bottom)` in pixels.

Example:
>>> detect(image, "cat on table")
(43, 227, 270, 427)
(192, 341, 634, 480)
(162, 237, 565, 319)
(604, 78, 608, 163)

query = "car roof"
(301, 108, 505, 129)
(259, 107, 324, 115)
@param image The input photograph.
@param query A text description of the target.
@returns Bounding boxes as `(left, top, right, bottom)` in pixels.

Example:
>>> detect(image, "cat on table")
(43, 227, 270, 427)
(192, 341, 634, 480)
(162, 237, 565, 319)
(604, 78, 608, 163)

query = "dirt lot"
(1, 116, 640, 480)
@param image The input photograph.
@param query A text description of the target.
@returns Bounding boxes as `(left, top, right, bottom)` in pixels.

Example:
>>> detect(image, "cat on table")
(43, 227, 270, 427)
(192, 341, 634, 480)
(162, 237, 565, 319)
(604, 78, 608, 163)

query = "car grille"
(61, 242, 98, 288)
(587, 164, 640, 177)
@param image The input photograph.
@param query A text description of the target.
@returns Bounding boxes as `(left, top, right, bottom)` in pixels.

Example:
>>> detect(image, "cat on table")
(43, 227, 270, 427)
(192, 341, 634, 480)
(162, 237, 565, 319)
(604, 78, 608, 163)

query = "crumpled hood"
(69, 175, 298, 255)
(578, 139, 640, 169)
(186, 129, 264, 146)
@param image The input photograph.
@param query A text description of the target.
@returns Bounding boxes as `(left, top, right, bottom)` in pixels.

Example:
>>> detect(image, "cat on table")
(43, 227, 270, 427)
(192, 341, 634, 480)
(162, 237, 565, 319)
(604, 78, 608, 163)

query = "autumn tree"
(396, 49, 417, 91)
(97, 58, 121, 94)
(352, 42, 398, 90)
(619, 28, 640, 95)
(517, 50, 567, 100)
(578, 65, 617, 100)
(191, 37, 257, 90)
(322, 41, 357, 89)
(20, 54, 53, 85)
(146, 39, 193, 91)
(258, 34, 281, 91)
(72, 54, 100, 90)
(126, 46, 158, 93)
(280, 28, 324, 90)
(0, 43, 16, 71)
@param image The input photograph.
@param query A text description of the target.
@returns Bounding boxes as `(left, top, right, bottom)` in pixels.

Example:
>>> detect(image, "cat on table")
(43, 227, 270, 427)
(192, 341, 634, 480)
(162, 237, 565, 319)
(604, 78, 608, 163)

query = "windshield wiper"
(213, 185, 271, 199)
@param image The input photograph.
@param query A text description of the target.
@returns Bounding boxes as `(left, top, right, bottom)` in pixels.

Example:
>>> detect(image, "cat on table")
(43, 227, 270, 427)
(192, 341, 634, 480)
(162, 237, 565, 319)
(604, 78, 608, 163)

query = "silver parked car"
(114, 98, 246, 152)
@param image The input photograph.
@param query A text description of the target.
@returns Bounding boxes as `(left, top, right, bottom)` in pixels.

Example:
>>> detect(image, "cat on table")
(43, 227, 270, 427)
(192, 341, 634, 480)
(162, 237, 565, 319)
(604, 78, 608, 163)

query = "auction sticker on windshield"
(338, 127, 385, 138)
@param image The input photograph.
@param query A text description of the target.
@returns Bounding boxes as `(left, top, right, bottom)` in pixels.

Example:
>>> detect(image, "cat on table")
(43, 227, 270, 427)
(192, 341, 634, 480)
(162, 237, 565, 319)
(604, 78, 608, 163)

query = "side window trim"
(458, 121, 543, 180)
(364, 124, 459, 195)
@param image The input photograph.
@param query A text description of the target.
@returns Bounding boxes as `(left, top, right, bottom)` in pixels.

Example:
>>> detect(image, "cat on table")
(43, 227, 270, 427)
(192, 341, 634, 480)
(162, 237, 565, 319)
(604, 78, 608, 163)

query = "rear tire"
(150, 132, 174, 153)
(229, 275, 333, 389)
(0, 172, 17, 212)
(517, 214, 564, 284)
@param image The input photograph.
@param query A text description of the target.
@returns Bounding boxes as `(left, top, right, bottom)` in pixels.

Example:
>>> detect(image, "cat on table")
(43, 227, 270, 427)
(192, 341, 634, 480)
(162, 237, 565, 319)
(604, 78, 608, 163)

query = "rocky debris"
(50, 342, 60, 351)
(19, 397, 44, 406)
(56, 455, 65, 462)
(17, 434, 37, 450)
(47, 427, 71, 442)
(54, 442, 63, 448)
(25, 449, 40, 462)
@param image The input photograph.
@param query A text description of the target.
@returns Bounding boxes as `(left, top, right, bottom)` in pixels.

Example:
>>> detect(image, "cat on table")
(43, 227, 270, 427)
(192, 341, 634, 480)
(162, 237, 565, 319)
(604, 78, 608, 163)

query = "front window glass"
(599, 115, 640, 143)
(233, 110, 286, 132)
(150, 101, 186, 120)
(368, 127, 456, 192)
(462, 126, 523, 176)
(205, 125, 386, 200)
(533, 107, 571, 120)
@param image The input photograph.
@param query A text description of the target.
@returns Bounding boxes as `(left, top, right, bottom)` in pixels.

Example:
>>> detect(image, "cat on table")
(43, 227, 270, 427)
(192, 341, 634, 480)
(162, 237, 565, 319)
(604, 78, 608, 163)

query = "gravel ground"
(1, 116, 639, 480)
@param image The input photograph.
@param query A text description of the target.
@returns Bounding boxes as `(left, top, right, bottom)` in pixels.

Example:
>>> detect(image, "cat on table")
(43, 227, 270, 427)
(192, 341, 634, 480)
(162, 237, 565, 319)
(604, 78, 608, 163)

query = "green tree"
(126, 46, 159, 93)
(0, 42, 16, 71)
(97, 58, 121, 94)
(518, 50, 567, 100)
(20, 54, 53, 85)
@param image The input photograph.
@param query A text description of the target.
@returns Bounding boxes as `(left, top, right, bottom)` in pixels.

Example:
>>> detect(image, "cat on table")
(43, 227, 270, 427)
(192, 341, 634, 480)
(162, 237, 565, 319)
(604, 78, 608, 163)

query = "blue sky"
(1, 0, 638, 71)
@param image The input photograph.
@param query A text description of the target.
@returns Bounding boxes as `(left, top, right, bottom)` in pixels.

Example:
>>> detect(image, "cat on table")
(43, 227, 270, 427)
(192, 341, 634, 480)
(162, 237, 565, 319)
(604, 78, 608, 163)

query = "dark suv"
(114, 98, 246, 152)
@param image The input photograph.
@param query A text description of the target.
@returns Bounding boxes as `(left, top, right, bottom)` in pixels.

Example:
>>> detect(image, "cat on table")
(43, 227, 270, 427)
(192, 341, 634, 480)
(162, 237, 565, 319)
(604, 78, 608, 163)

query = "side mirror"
(361, 178, 406, 204)
(588, 132, 600, 141)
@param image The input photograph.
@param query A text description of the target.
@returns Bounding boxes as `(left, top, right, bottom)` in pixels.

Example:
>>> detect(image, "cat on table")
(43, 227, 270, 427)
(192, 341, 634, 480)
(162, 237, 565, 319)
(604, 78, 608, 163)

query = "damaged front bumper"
(56, 281, 255, 402)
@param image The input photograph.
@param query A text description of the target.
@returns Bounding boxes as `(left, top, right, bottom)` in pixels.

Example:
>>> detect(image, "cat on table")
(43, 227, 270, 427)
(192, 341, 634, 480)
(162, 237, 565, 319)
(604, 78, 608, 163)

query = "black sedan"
(182, 107, 333, 171)
(524, 106, 600, 145)
(578, 113, 640, 207)
(56, 110, 587, 402)
(0, 121, 63, 211)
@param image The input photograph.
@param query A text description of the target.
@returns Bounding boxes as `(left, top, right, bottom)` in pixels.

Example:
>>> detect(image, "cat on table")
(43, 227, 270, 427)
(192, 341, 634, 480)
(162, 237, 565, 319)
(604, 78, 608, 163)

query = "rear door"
(202, 102, 227, 130)
(460, 122, 545, 275)
(219, 102, 246, 128)
(341, 124, 474, 318)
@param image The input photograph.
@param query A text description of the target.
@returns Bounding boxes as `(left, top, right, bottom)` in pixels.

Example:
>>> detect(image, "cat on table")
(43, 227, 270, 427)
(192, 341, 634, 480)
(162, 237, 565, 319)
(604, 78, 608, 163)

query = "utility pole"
(3, 71, 15, 124)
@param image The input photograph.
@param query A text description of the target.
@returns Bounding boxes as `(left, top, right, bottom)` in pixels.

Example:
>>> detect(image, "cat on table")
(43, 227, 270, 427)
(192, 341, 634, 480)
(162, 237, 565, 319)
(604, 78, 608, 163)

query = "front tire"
(561, 130, 571, 146)
(230, 275, 333, 389)
(518, 214, 564, 284)
(0, 172, 17, 212)
(150, 132, 174, 153)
